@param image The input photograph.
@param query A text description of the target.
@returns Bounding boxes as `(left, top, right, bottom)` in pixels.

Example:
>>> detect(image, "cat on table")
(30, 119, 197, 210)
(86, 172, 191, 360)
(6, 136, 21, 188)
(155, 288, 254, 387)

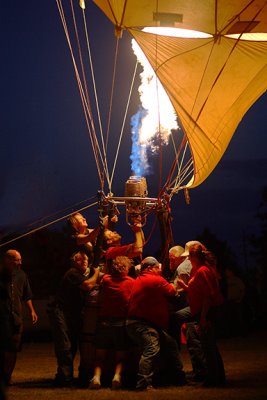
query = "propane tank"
(124, 176, 148, 218)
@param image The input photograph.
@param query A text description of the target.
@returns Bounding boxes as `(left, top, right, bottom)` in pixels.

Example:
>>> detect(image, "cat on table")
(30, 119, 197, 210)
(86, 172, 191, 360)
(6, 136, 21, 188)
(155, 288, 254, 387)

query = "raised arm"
(131, 217, 145, 256)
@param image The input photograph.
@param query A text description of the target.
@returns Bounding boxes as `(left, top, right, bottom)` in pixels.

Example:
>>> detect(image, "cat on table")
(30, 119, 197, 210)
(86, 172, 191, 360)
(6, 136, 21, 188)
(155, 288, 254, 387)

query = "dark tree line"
(249, 186, 267, 282)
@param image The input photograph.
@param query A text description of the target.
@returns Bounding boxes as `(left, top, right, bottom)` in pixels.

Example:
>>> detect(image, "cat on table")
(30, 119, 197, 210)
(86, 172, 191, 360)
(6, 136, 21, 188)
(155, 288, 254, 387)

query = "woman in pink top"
(176, 244, 225, 387)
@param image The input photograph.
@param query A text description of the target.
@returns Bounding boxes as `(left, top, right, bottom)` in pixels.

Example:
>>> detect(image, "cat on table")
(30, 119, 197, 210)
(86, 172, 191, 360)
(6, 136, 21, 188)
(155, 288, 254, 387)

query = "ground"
(6, 328, 267, 400)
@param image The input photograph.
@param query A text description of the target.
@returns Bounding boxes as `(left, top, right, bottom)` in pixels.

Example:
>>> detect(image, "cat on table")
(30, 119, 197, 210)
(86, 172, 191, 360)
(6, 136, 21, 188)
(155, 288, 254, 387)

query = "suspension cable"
(0, 200, 98, 248)
(105, 36, 120, 152)
(168, 130, 194, 192)
(56, 0, 109, 183)
(81, 4, 111, 188)
(71, 1, 110, 181)
(110, 59, 139, 191)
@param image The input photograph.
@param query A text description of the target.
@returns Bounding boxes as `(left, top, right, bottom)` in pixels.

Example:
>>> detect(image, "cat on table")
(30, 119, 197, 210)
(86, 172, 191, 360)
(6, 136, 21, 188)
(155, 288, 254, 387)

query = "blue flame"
(130, 106, 149, 176)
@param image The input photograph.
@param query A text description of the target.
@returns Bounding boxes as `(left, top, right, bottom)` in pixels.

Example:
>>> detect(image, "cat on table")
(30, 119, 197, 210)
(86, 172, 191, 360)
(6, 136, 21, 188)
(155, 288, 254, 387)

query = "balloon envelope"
(94, 0, 267, 188)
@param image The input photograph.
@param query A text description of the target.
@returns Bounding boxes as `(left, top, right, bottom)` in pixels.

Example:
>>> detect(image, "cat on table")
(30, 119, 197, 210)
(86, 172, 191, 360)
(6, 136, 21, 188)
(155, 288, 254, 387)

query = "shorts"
(94, 319, 133, 351)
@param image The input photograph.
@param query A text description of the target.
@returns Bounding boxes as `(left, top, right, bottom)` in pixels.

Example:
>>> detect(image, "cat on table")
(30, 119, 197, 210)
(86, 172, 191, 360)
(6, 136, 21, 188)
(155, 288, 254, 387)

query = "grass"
(6, 329, 267, 400)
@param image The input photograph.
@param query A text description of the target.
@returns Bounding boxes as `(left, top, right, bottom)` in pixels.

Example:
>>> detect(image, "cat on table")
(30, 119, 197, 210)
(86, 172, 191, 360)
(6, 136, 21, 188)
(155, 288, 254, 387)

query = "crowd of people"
(0, 210, 234, 394)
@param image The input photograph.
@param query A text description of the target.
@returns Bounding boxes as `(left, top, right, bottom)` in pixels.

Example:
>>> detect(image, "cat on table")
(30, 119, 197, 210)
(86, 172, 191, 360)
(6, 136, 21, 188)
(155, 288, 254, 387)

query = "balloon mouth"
(143, 27, 212, 39)
(143, 27, 267, 41)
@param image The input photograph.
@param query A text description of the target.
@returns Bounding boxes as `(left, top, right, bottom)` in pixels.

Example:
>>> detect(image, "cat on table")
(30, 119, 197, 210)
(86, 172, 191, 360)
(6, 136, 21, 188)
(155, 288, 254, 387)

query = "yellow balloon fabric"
(94, 0, 267, 188)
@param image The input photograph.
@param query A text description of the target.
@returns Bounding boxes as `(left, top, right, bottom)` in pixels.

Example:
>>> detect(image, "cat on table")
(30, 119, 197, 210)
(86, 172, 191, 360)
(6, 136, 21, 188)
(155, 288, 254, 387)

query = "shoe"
(53, 375, 73, 388)
(193, 374, 206, 382)
(112, 375, 122, 390)
(89, 376, 101, 389)
(3, 375, 13, 386)
(146, 385, 156, 391)
(174, 371, 187, 386)
(136, 385, 156, 391)
(202, 378, 226, 387)
(112, 374, 121, 390)
(53, 378, 73, 387)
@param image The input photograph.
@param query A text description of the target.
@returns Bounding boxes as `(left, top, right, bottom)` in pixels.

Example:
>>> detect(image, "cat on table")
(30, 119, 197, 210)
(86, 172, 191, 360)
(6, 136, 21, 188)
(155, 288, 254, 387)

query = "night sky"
(1, 1, 266, 267)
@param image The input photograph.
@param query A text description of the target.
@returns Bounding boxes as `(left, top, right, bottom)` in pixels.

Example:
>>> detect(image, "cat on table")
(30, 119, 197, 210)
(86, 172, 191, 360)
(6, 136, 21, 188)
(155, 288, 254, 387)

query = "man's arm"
(131, 217, 145, 256)
(80, 267, 100, 291)
(75, 227, 100, 246)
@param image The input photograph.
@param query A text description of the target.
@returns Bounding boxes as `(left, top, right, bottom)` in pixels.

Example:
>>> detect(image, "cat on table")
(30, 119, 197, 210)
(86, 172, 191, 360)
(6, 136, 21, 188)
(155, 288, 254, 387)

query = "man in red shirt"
(104, 219, 144, 262)
(126, 257, 186, 390)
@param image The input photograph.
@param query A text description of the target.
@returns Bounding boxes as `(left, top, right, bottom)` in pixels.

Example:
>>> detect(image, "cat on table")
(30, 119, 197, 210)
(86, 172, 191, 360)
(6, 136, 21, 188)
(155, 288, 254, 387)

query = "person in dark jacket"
(0, 250, 38, 386)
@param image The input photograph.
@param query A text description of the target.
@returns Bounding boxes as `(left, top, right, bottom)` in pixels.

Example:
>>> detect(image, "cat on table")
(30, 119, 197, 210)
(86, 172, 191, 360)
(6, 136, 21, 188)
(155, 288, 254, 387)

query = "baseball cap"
(141, 256, 160, 271)
(181, 240, 205, 256)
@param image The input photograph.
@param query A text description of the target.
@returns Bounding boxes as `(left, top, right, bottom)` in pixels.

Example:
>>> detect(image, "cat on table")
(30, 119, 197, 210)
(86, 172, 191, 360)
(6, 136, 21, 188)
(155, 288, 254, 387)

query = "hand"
(31, 310, 38, 324)
(176, 278, 187, 290)
(131, 215, 142, 231)
(110, 215, 118, 223)
(99, 215, 109, 228)
(196, 318, 211, 335)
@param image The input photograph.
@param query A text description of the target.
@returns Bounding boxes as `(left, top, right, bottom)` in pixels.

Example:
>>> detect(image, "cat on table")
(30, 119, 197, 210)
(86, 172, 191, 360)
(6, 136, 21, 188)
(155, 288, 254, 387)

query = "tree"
(196, 227, 237, 272)
(249, 186, 267, 295)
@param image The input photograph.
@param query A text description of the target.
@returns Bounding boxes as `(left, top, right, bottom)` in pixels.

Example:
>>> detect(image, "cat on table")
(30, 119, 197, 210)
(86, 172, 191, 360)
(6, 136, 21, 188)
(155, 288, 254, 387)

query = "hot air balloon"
(90, 0, 267, 190)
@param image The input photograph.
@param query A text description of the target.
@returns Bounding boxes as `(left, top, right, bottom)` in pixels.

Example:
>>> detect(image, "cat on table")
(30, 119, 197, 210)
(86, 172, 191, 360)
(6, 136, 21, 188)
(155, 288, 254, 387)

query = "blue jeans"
(47, 304, 81, 382)
(170, 306, 207, 378)
(171, 306, 225, 384)
(126, 319, 184, 389)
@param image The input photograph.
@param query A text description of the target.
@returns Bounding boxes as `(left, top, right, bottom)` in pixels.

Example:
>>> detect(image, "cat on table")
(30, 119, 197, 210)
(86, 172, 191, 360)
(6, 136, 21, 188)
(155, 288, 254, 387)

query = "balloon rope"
(55, 0, 107, 183)
(81, 5, 111, 188)
(69, 0, 111, 182)
(110, 60, 139, 190)
(168, 133, 194, 193)
(105, 38, 120, 152)
(71, 0, 110, 183)
(0, 200, 98, 248)
(159, 136, 188, 197)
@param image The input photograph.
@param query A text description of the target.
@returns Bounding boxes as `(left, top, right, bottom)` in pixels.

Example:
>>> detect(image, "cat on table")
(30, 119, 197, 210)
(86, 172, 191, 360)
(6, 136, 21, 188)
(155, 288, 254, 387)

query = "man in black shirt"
(48, 251, 100, 386)
(0, 249, 38, 386)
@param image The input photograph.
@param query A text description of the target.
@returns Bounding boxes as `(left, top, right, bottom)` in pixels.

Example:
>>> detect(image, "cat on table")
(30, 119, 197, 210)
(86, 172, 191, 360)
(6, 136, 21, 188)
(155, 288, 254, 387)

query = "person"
(103, 217, 144, 262)
(68, 212, 106, 258)
(47, 251, 100, 387)
(90, 256, 134, 390)
(166, 246, 188, 332)
(78, 213, 143, 385)
(168, 242, 207, 382)
(167, 245, 186, 285)
(0, 303, 9, 399)
(0, 249, 38, 386)
(175, 244, 226, 387)
(126, 256, 186, 391)
(102, 217, 145, 279)
(172, 241, 206, 295)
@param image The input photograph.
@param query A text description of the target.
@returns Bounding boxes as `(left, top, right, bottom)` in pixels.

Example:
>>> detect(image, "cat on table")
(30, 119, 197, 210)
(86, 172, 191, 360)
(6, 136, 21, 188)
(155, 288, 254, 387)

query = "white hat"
(169, 245, 185, 257)
(181, 240, 205, 256)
